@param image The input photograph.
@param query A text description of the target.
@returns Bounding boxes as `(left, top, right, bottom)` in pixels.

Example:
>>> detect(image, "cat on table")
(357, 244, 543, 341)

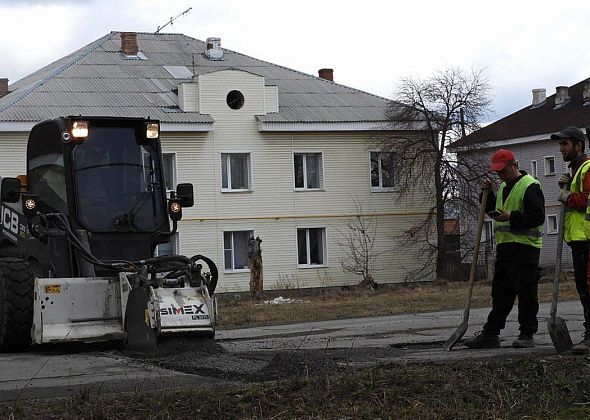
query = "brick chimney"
(0, 78, 8, 98)
(205, 37, 223, 60)
(531, 88, 546, 108)
(120, 32, 139, 55)
(554, 85, 570, 109)
(318, 68, 333, 81)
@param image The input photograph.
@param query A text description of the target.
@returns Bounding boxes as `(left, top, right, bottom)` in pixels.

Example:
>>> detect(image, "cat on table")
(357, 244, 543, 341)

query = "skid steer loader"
(0, 116, 218, 352)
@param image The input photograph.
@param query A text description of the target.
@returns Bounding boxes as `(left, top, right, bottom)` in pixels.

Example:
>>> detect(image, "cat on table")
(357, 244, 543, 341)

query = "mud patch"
(117, 336, 344, 383)
(248, 351, 341, 381)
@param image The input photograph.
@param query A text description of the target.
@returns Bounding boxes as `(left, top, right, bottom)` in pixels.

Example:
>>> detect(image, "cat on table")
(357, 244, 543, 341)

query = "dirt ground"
(121, 336, 345, 383)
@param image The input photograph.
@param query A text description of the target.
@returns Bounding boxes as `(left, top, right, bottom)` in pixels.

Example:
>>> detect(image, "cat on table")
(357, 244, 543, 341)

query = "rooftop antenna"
(155, 7, 192, 34)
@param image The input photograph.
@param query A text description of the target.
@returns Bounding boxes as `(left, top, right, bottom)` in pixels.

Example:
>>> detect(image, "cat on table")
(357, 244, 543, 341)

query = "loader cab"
(27, 117, 167, 231)
(22, 117, 184, 266)
(69, 120, 166, 233)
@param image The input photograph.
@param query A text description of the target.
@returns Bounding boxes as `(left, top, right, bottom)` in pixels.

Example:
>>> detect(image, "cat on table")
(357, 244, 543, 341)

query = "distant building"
(451, 80, 590, 269)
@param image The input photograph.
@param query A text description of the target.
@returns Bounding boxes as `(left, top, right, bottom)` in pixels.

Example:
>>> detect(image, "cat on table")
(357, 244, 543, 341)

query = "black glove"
(558, 190, 571, 203)
(558, 173, 572, 190)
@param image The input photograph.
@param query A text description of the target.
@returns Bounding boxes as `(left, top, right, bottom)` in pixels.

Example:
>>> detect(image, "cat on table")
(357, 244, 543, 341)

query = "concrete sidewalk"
(0, 300, 583, 401)
(217, 300, 586, 360)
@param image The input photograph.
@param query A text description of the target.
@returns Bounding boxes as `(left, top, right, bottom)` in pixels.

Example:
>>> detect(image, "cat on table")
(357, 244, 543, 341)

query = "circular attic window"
(226, 90, 245, 110)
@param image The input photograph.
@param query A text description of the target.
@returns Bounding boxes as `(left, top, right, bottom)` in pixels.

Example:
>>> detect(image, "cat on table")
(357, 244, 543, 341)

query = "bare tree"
(337, 198, 387, 288)
(379, 67, 492, 280)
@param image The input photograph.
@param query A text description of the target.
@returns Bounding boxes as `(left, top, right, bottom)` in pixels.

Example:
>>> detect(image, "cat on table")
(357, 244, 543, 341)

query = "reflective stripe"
(494, 225, 544, 237)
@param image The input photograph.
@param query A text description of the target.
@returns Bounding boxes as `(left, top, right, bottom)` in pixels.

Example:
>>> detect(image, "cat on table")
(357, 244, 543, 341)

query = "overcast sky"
(1, 0, 588, 122)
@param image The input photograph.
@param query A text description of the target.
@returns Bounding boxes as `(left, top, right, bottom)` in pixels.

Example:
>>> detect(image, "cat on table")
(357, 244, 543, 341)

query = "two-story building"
(0, 31, 435, 292)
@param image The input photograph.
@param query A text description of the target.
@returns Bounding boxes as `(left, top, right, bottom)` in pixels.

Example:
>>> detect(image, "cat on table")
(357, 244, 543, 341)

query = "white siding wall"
(178, 82, 199, 112)
(161, 69, 435, 292)
(264, 85, 279, 114)
(0, 134, 28, 177)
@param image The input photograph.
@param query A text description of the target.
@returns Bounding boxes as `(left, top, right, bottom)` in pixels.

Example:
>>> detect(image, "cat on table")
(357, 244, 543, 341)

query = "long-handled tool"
(547, 202, 573, 353)
(443, 189, 489, 351)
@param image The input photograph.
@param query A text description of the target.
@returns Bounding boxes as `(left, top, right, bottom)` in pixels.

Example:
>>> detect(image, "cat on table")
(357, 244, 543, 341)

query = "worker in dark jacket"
(464, 149, 545, 349)
(552, 126, 590, 354)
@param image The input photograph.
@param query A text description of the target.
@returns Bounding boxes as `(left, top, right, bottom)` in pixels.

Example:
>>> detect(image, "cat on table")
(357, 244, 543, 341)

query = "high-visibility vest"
(495, 174, 543, 248)
(567, 159, 590, 242)
(576, 160, 590, 242)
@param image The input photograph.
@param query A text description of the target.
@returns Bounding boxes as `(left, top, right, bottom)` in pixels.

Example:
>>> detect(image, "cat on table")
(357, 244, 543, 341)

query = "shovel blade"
(547, 316, 573, 353)
(443, 322, 468, 352)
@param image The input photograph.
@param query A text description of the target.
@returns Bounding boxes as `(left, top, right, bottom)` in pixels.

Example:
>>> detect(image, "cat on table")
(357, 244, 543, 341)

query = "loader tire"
(0, 258, 36, 352)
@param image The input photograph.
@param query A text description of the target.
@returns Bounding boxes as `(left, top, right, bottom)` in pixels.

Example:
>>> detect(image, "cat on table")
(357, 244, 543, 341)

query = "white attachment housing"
(32, 275, 130, 344)
(31, 273, 216, 345)
(154, 285, 216, 335)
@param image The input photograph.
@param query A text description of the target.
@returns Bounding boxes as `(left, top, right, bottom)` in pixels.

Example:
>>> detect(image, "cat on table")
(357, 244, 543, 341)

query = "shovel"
(443, 188, 489, 351)
(547, 202, 573, 353)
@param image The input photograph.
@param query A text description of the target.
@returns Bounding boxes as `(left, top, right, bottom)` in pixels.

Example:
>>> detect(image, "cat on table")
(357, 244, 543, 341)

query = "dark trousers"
(570, 241, 590, 331)
(483, 260, 539, 336)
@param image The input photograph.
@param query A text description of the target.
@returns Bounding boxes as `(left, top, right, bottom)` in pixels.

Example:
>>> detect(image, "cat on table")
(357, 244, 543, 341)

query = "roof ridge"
(0, 32, 115, 114)
(166, 32, 392, 104)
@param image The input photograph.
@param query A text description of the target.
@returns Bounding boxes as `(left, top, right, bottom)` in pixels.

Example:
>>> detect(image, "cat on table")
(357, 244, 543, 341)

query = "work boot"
(512, 334, 535, 348)
(463, 331, 500, 349)
(571, 334, 590, 355)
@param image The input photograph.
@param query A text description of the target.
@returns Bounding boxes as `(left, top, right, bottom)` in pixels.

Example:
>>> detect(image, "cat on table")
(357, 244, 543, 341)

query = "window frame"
(162, 152, 177, 192)
(155, 232, 180, 256)
(223, 229, 255, 272)
(220, 151, 253, 192)
(369, 150, 398, 192)
(296, 226, 328, 268)
(293, 151, 325, 191)
(544, 155, 556, 176)
(530, 159, 538, 178)
(547, 214, 558, 235)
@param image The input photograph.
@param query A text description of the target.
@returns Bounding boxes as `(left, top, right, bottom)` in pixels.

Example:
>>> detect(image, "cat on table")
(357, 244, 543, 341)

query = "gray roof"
(0, 32, 392, 125)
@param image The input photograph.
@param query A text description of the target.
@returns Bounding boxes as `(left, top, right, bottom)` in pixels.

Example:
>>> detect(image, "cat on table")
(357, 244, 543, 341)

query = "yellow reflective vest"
(495, 175, 543, 249)
(567, 159, 590, 242)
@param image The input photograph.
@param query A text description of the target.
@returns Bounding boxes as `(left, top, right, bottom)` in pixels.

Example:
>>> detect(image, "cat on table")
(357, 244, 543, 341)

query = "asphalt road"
(0, 300, 585, 401)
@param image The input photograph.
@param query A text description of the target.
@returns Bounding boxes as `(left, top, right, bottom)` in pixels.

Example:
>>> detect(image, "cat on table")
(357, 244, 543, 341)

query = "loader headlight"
(71, 121, 89, 139)
(146, 123, 159, 139)
(22, 193, 39, 219)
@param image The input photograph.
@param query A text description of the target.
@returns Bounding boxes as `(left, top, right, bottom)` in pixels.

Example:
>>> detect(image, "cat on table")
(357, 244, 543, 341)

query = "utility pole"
(154, 7, 192, 34)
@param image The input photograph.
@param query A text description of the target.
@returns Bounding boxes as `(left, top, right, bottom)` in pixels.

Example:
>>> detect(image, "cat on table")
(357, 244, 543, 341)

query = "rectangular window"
(547, 214, 558, 235)
(294, 153, 323, 190)
(370, 151, 396, 190)
(297, 227, 326, 266)
(530, 160, 538, 178)
(155, 233, 179, 256)
(544, 156, 555, 176)
(221, 153, 251, 191)
(223, 230, 254, 270)
(162, 153, 176, 191)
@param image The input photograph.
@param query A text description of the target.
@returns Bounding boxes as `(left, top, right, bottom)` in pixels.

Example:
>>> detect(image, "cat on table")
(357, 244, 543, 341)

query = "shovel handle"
(550, 202, 566, 318)
(463, 188, 489, 318)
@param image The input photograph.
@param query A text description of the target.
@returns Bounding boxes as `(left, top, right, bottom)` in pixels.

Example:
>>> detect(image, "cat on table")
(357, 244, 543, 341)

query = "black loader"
(0, 116, 218, 353)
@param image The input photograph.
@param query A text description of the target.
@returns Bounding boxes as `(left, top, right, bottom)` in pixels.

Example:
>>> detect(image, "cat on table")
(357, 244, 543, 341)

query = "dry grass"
(4, 356, 590, 419)
(217, 276, 580, 329)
